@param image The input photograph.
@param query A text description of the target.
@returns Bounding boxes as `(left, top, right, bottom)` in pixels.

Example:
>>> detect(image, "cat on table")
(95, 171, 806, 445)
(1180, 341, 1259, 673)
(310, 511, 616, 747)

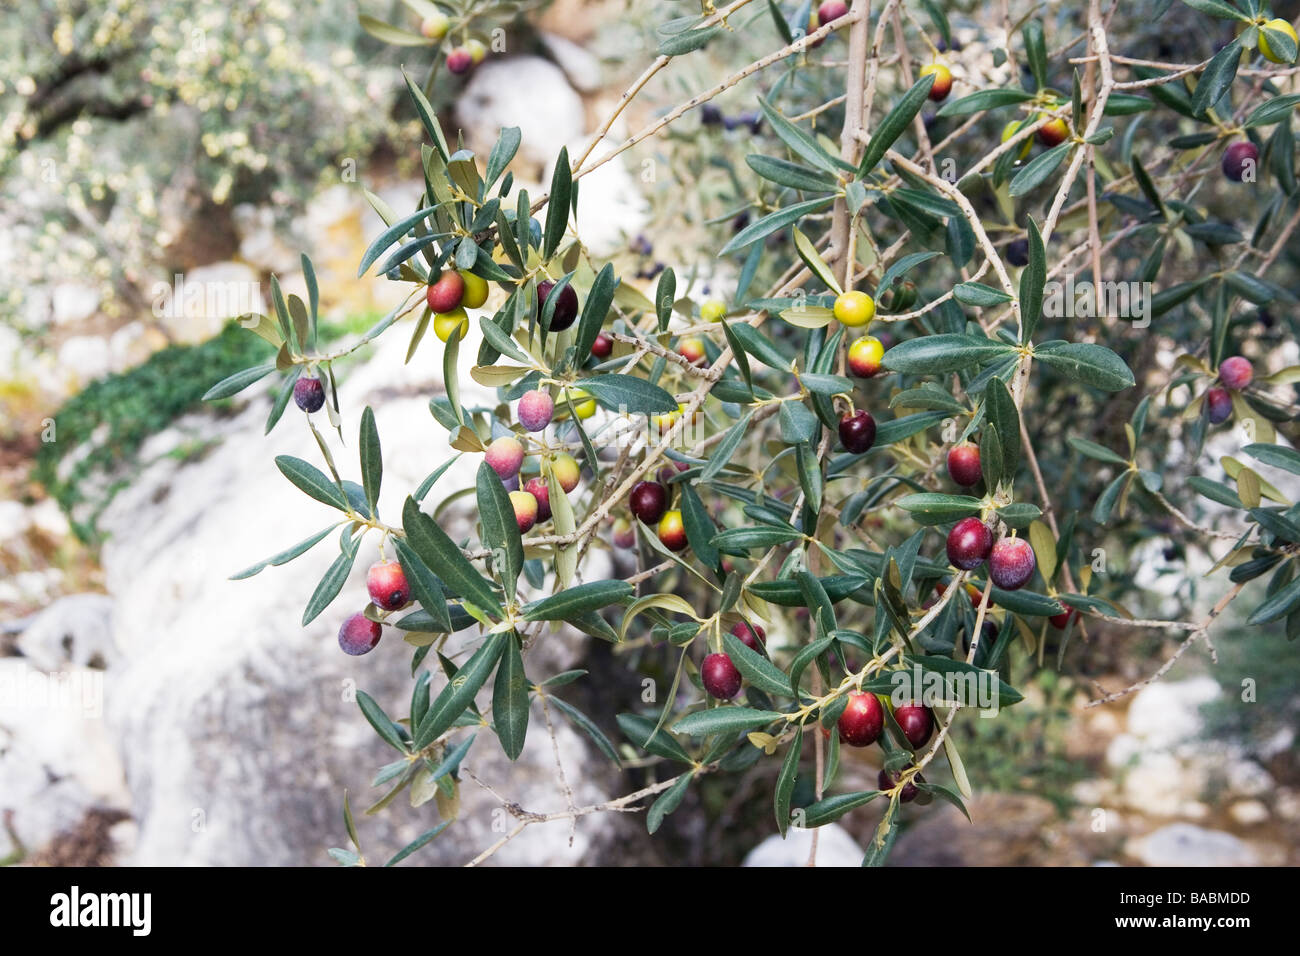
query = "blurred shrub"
(0, 0, 410, 325)
(32, 322, 272, 541)
(956, 667, 1089, 811)
(1203, 622, 1300, 780)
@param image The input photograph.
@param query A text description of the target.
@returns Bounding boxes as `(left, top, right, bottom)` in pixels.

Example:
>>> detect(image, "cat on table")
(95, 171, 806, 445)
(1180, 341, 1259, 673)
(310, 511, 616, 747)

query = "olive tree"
(207, 0, 1300, 865)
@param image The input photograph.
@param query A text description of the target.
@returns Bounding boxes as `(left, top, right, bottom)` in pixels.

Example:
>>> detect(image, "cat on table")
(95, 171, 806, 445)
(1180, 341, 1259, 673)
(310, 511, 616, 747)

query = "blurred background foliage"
(0, 0, 409, 325)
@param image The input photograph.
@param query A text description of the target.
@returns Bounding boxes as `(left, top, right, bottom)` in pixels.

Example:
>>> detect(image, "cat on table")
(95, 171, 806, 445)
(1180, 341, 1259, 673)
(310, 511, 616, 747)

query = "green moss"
(32, 322, 274, 542)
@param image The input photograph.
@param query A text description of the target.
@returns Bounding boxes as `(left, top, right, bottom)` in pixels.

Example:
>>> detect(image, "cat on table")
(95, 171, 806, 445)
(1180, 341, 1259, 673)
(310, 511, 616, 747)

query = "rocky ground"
(1, 11, 1296, 868)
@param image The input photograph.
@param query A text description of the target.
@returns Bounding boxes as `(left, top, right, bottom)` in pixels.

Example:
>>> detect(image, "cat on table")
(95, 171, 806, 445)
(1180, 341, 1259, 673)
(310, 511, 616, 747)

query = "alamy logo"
(890, 663, 1001, 716)
(150, 273, 264, 320)
(1042, 275, 1152, 328)
(49, 886, 151, 936)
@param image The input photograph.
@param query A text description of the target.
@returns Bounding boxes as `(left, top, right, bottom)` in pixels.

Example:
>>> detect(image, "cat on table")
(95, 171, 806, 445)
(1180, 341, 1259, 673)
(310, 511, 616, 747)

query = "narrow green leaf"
(801, 789, 881, 827)
(357, 691, 408, 754)
(302, 536, 359, 626)
(264, 370, 298, 435)
(757, 96, 845, 175)
(1250, 508, 1300, 544)
(1245, 94, 1300, 128)
(415, 455, 462, 503)
(543, 147, 572, 258)
(275, 456, 347, 511)
(796, 441, 823, 513)
(402, 496, 502, 617)
(1009, 141, 1073, 197)
(658, 25, 720, 55)
(884, 335, 1016, 374)
(478, 313, 529, 364)
(1068, 436, 1129, 465)
(656, 268, 676, 333)
(1072, 69, 1084, 128)
(802, 373, 856, 396)
(985, 377, 1020, 477)
(485, 127, 522, 188)
(981, 423, 1004, 488)
(775, 727, 802, 836)
(358, 205, 441, 277)
(1022, 20, 1047, 90)
(679, 483, 720, 568)
(617, 712, 693, 763)
(995, 502, 1042, 528)
(203, 363, 275, 401)
(646, 772, 694, 833)
(229, 524, 337, 580)
(746, 154, 838, 192)
(700, 409, 756, 481)
(895, 493, 983, 523)
(765, 0, 794, 42)
(794, 227, 843, 295)
(1152, 277, 1212, 316)
(414, 632, 507, 750)
(360, 15, 435, 46)
(1247, 573, 1300, 625)
(937, 88, 1035, 117)
(574, 374, 678, 414)
(288, 295, 311, 357)
(713, 526, 803, 552)
(1244, 443, 1300, 476)
(953, 283, 1013, 307)
(672, 707, 783, 736)
(1188, 476, 1244, 508)
(720, 197, 835, 256)
(863, 820, 899, 866)
(723, 632, 793, 697)
(392, 538, 453, 633)
(874, 410, 949, 446)
(1181, 0, 1253, 19)
(787, 635, 834, 697)
(342, 791, 360, 849)
(915, 782, 972, 821)
(889, 385, 965, 414)
(1034, 342, 1135, 392)
(1104, 93, 1155, 115)
(493, 633, 530, 760)
(522, 580, 634, 620)
(892, 187, 961, 218)
(1190, 35, 1243, 117)
(1224, 272, 1275, 304)
(879, 252, 942, 294)
(1019, 218, 1046, 341)
(1093, 472, 1129, 523)
(749, 575, 866, 607)
(384, 821, 451, 867)
(359, 408, 382, 517)
(779, 400, 821, 444)
(476, 461, 524, 601)
(1131, 155, 1165, 216)
(729, 322, 792, 370)
(551, 696, 622, 766)
(858, 73, 937, 176)
(575, 263, 618, 360)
